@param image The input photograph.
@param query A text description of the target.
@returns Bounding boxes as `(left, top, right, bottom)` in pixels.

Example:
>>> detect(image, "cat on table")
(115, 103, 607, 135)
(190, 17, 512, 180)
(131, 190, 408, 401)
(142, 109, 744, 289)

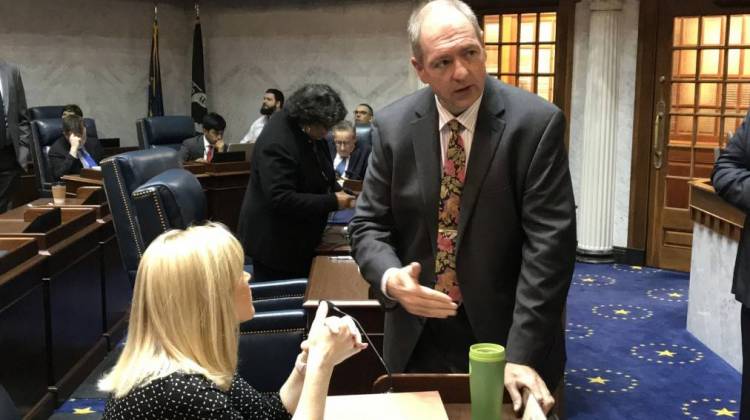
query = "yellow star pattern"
(711, 407, 738, 417)
(632, 266, 642, 270)
(73, 407, 96, 415)
(668, 292, 683, 298)
(614, 309, 630, 315)
(587, 376, 609, 385)
(656, 350, 676, 357)
(582, 278, 595, 283)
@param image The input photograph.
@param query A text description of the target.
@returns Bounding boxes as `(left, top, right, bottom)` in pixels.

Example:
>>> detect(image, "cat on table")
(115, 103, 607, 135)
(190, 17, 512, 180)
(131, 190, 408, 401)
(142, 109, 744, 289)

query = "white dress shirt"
(333, 153, 350, 174)
(203, 135, 212, 160)
(240, 115, 269, 144)
(380, 94, 483, 298)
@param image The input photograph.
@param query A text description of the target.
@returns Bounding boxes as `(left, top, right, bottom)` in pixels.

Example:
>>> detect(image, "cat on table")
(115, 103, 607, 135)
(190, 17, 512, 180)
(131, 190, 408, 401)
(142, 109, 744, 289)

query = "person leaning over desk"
(237, 84, 356, 282)
(98, 223, 366, 419)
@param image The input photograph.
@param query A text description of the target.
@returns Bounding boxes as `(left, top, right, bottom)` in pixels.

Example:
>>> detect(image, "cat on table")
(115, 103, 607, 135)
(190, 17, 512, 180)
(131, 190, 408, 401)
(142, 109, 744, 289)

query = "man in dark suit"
(349, 1, 575, 414)
(327, 120, 370, 181)
(0, 61, 31, 213)
(711, 109, 750, 418)
(48, 114, 104, 181)
(179, 112, 226, 163)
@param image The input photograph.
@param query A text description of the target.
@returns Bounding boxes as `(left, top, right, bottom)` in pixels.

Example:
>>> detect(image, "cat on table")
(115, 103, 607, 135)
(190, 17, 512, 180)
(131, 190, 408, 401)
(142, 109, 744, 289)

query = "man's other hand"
(385, 262, 457, 318)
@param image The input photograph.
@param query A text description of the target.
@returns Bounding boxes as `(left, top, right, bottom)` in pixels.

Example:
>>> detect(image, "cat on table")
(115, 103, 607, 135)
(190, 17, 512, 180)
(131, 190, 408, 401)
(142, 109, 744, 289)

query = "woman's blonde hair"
(99, 222, 246, 397)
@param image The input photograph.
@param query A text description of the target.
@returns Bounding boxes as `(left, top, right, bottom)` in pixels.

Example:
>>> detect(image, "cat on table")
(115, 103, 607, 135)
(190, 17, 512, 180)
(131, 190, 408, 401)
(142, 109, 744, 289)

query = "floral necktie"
(435, 119, 466, 303)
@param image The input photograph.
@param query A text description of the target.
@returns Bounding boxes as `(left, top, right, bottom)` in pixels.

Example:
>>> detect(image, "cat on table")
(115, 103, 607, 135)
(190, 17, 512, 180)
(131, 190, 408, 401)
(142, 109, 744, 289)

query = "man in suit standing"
(349, 0, 576, 414)
(0, 61, 31, 213)
(48, 114, 104, 181)
(179, 112, 226, 163)
(711, 109, 750, 418)
(328, 120, 370, 181)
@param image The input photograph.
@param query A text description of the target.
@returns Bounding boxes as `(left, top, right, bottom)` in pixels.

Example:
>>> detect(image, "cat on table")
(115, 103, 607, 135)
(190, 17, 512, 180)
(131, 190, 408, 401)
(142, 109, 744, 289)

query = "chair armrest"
(250, 278, 307, 300)
(240, 309, 306, 333)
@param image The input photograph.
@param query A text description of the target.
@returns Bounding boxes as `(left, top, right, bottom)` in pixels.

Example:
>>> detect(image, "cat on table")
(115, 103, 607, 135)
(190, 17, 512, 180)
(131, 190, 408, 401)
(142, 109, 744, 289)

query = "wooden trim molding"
(689, 179, 745, 241)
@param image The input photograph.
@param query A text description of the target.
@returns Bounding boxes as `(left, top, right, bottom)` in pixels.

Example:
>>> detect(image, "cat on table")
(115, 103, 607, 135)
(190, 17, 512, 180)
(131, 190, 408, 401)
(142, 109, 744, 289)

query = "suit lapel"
(455, 78, 506, 252)
(411, 92, 441, 258)
(0, 62, 10, 112)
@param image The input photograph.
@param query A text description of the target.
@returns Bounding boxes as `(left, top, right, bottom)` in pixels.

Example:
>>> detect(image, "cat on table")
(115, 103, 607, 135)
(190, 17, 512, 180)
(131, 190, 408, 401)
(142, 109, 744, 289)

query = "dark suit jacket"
(237, 110, 340, 276)
(48, 135, 104, 181)
(711, 109, 750, 307)
(327, 141, 371, 181)
(0, 61, 31, 168)
(349, 76, 576, 389)
(178, 135, 226, 162)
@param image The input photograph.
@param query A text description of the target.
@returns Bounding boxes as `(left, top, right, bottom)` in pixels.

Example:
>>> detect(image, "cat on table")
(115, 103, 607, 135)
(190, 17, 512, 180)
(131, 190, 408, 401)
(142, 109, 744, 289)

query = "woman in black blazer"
(237, 84, 355, 281)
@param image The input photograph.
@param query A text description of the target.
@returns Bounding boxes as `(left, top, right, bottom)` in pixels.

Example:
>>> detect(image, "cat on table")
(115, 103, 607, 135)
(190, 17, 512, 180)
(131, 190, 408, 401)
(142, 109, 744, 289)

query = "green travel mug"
(469, 343, 506, 420)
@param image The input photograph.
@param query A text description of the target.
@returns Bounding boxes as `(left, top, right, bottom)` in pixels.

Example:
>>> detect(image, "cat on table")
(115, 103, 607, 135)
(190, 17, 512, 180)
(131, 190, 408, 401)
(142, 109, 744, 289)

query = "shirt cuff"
(380, 267, 400, 300)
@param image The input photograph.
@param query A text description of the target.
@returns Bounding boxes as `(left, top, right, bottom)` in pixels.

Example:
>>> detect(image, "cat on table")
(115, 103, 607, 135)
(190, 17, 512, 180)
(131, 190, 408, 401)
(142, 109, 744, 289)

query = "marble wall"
(688, 223, 742, 372)
(0, 0, 419, 145)
(568, 0, 640, 248)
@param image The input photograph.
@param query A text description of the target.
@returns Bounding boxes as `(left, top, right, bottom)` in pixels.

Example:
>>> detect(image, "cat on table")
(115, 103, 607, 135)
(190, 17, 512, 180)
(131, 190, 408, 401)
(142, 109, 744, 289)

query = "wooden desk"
(304, 255, 384, 395)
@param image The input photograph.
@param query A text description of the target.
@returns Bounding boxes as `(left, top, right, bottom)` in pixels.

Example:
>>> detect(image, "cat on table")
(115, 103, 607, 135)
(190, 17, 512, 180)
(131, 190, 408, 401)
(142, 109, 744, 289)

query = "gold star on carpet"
(656, 350, 676, 357)
(668, 292, 683, 298)
(73, 407, 96, 415)
(632, 266, 642, 270)
(614, 309, 630, 315)
(582, 277, 595, 283)
(587, 376, 609, 385)
(711, 407, 737, 417)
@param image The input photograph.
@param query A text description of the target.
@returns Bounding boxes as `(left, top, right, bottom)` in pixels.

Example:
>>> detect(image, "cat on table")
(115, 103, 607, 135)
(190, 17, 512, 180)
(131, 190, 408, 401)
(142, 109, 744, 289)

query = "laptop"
(227, 142, 255, 162)
(211, 150, 246, 163)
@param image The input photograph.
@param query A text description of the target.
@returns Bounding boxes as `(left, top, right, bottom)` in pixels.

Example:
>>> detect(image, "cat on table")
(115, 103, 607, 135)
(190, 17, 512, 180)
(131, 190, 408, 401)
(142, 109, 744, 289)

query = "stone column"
(577, 0, 622, 261)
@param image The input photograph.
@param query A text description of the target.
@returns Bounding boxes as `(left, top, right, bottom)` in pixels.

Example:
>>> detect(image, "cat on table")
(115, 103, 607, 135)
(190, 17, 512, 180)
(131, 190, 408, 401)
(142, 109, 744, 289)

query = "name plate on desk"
(325, 391, 449, 420)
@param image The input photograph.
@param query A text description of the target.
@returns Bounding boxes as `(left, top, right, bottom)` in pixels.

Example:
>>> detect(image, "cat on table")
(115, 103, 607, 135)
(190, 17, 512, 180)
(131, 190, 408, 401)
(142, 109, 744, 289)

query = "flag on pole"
(191, 3, 207, 125)
(148, 5, 165, 117)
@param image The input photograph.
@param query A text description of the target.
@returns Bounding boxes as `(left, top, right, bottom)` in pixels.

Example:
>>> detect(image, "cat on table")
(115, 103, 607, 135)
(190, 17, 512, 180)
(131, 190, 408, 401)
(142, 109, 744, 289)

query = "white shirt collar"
(203, 135, 210, 149)
(435, 94, 482, 134)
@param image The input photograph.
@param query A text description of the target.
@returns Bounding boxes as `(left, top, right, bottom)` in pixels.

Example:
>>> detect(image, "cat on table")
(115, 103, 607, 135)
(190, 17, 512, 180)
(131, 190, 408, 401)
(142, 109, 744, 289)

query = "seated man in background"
(179, 112, 227, 163)
(61, 103, 82, 119)
(353, 103, 374, 125)
(240, 88, 284, 144)
(328, 120, 370, 181)
(48, 114, 103, 181)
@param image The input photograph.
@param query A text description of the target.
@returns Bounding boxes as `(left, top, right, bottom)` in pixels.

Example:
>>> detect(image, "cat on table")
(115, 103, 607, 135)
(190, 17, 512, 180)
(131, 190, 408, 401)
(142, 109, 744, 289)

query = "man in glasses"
(328, 120, 370, 181)
(353, 103, 374, 125)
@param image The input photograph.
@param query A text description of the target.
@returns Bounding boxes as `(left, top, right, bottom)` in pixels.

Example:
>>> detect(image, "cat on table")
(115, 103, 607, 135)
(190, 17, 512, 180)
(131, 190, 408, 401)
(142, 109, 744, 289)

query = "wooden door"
(648, 0, 750, 271)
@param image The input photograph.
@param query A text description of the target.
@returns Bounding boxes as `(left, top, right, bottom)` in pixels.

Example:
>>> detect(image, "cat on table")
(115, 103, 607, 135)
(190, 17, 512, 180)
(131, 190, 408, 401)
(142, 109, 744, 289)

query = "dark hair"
(62, 104, 83, 117)
(202, 112, 226, 131)
(332, 120, 355, 135)
(62, 114, 84, 136)
(266, 89, 285, 107)
(286, 84, 347, 128)
(357, 103, 374, 116)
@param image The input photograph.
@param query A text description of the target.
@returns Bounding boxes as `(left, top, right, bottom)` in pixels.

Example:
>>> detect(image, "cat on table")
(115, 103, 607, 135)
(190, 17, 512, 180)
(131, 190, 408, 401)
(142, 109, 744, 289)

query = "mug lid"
(469, 343, 506, 362)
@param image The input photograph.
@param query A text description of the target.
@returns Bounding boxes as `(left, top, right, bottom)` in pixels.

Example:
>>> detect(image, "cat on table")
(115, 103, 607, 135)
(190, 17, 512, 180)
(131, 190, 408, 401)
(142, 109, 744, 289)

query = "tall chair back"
(136, 116, 195, 150)
(28, 105, 65, 121)
(101, 148, 180, 282)
(0, 384, 20, 420)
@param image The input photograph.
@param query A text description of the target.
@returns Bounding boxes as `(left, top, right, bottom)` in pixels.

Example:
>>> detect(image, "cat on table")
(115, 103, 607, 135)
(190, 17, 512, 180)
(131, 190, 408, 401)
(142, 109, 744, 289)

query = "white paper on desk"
(325, 391, 449, 420)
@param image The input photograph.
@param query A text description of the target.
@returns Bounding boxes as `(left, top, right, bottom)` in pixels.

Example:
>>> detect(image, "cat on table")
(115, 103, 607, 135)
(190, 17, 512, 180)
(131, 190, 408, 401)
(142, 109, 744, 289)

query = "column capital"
(590, 0, 623, 12)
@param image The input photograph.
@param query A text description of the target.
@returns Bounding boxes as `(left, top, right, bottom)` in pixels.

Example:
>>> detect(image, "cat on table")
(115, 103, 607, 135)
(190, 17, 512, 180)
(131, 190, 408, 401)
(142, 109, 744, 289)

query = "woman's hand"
(304, 302, 367, 370)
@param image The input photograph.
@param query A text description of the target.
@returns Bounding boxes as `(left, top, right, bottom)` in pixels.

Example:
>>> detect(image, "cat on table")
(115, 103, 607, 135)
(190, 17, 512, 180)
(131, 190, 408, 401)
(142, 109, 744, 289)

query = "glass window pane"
(484, 15, 500, 43)
(518, 76, 535, 93)
(671, 82, 695, 114)
(725, 83, 750, 113)
(519, 45, 535, 73)
(699, 49, 724, 79)
(724, 117, 744, 139)
(697, 83, 722, 114)
(696, 116, 720, 147)
(520, 13, 536, 43)
(501, 45, 518, 74)
(486, 45, 499, 74)
(701, 16, 726, 46)
(669, 115, 694, 146)
(539, 13, 556, 42)
(725, 49, 750, 79)
(500, 75, 517, 86)
(673, 50, 697, 78)
(674, 17, 699, 46)
(538, 45, 555, 74)
(665, 177, 690, 209)
(729, 15, 750, 45)
(502, 14, 518, 43)
(537, 76, 554, 102)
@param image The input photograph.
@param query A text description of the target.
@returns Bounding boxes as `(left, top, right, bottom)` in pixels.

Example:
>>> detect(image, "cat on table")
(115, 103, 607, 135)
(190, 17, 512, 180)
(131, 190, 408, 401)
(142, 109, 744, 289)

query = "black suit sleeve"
(14, 69, 31, 168)
(178, 139, 192, 163)
(257, 138, 338, 220)
(48, 140, 82, 181)
(506, 109, 577, 366)
(712, 110, 750, 212)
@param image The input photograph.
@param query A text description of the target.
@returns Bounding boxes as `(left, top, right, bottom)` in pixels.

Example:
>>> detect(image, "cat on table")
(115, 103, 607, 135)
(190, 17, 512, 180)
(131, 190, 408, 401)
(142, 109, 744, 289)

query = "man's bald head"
(408, 0, 483, 63)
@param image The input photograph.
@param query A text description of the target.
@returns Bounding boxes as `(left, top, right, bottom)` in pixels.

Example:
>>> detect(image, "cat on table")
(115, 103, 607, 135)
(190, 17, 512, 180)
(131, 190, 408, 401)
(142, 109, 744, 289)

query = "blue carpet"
(565, 263, 741, 419)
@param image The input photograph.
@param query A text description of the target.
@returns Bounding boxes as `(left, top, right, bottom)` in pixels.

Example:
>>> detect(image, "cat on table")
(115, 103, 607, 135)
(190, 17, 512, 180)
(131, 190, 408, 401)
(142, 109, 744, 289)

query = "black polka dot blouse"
(102, 373, 292, 419)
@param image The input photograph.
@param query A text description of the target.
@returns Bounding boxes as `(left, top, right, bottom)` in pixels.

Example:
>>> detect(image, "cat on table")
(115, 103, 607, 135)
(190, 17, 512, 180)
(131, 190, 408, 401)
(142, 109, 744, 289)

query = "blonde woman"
(99, 223, 366, 419)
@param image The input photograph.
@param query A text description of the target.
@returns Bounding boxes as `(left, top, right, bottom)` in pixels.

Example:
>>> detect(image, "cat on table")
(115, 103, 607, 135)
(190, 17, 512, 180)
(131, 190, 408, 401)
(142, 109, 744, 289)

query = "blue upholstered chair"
(101, 148, 181, 282)
(136, 116, 195, 151)
(28, 105, 65, 121)
(0, 384, 20, 420)
(30, 117, 98, 196)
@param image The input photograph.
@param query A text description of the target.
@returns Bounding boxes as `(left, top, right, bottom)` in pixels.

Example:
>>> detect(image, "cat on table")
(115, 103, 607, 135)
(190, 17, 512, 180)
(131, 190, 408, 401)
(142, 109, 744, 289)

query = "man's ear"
(411, 56, 427, 83)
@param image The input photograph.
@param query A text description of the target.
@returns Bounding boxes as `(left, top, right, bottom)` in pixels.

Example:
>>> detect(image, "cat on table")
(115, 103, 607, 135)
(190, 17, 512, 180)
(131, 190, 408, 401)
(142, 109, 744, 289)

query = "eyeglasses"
(354, 111, 369, 115)
(334, 141, 354, 146)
